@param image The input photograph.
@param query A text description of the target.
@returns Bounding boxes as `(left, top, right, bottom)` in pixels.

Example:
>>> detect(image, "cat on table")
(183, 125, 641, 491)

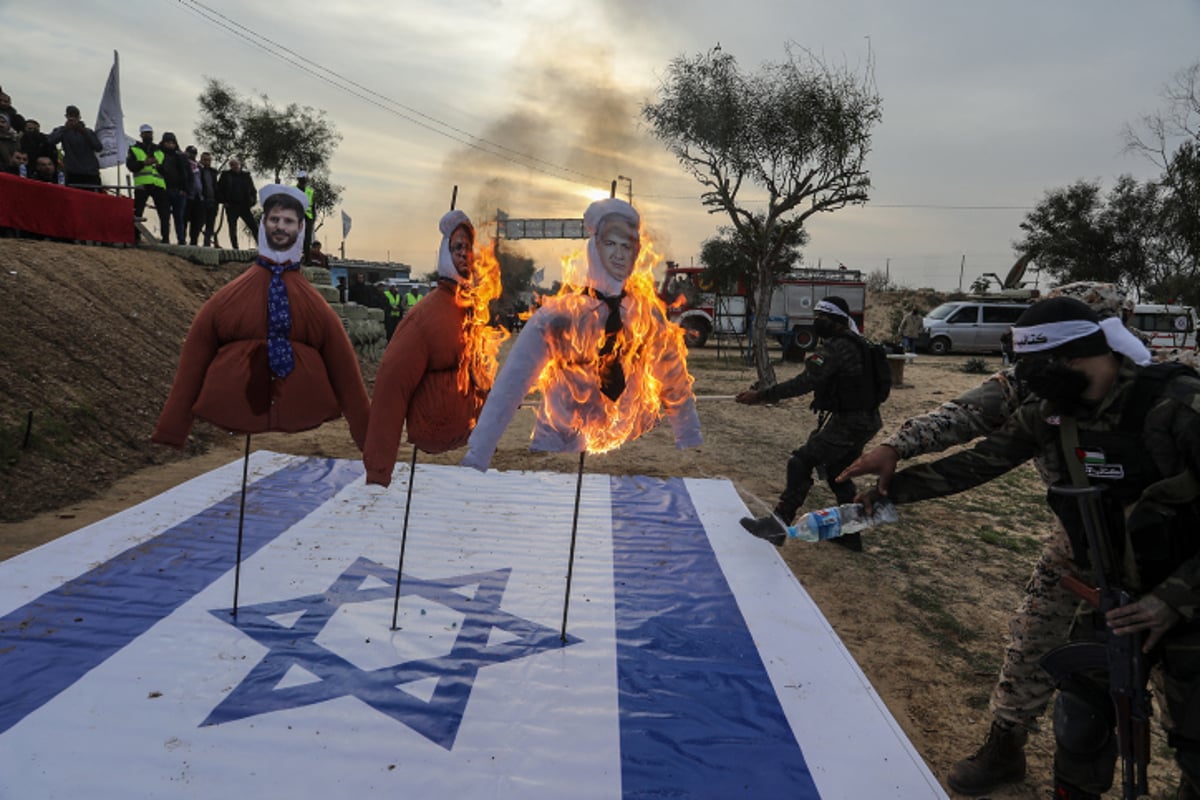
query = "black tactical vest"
(1050, 363, 1200, 590)
(811, 333, 873, 413)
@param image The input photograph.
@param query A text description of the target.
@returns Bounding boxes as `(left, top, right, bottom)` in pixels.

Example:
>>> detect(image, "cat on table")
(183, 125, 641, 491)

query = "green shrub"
(962, 357, 990, 374)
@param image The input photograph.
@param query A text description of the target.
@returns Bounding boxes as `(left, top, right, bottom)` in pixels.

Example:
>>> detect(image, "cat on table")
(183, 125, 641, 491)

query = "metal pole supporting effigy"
(231, 433, 251, 617)
(389, 182, 458, 629)
(390, 445, 420, 630)
(560, 451, 587, 643)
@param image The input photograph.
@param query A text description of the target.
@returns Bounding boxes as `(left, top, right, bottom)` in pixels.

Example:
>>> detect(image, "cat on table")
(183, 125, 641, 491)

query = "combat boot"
(830, 532, 863, 552)
(739, 514, 788, 547)
(946, 720, 1027, 795)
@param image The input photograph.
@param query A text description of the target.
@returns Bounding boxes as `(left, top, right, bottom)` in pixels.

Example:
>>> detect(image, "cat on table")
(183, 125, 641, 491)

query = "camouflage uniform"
(885, 367, 1077, 731)
(759, 334, 882, 522)
(887, 280, 1159, 732)
(888, 357, 1200, 794)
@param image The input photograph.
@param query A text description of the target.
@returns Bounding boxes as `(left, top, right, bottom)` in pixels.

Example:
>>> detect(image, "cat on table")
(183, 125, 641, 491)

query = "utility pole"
(617, 175, 633, 205)
(958, 255, 965, 293)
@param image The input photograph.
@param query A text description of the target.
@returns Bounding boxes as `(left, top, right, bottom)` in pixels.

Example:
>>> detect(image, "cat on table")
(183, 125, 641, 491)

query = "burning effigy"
(462, 198, 701, 470)
(363, 209, 508, 486)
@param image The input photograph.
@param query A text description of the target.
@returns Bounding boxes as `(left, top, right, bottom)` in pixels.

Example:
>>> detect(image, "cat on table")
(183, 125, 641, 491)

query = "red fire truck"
(658, 263, 868, 355)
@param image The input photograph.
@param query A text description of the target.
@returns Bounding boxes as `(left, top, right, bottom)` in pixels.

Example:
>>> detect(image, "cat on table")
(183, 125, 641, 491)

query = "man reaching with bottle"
(736, 296, 882, 552)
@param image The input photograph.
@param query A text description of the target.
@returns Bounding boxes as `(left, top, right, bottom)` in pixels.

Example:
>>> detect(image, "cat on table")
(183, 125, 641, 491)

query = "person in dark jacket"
(737, 295, 883, 552)
(19, 119, 55, 165)
(0, 89, 25, 131)
(47, 105, 102, 190)
(185, 148, 219, 246)
(0, 114, 19, 166)
(216, 157, 258, 249)
(157, 132, 190, 244)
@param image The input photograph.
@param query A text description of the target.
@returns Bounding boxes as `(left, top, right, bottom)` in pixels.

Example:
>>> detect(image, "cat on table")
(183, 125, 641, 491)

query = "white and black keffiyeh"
(814, 299, 860, 335)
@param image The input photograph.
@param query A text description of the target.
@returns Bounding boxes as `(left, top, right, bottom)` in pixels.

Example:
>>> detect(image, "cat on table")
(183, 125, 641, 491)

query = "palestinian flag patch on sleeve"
(805, 353, 825, 367)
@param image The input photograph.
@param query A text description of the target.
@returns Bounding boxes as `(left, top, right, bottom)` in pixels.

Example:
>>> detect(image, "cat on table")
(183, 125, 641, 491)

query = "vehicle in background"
(919, 299, 1032, 355)
(1132, 303, 1198, 350)
(658, 263, 867, 358)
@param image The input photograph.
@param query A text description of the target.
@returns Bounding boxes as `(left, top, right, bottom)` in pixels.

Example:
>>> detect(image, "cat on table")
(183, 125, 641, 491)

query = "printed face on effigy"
(265, 205, 301, 252)
(598, 217, 639, 283)
(450, 224, 473, 279)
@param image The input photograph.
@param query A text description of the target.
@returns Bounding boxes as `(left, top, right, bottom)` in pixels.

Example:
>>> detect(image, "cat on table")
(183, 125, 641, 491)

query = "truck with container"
(658, 263, 867, 357)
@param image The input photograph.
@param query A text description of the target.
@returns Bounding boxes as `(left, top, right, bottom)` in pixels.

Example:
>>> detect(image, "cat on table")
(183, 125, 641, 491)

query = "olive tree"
(195, 78, 343, 233)
(643, 44, 881, 386)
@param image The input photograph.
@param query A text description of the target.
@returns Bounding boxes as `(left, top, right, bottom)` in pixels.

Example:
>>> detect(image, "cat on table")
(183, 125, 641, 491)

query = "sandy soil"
(0, 240, 1179, 798)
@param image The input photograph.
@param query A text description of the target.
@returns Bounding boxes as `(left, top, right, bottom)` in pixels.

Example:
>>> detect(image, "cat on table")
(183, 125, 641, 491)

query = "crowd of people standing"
(0, 84, 317, 256)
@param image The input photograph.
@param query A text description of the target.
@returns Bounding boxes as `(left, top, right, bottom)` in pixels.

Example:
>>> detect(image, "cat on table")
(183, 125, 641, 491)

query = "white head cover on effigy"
(436, 209, 474, 285)
(583, 198, 640, 296)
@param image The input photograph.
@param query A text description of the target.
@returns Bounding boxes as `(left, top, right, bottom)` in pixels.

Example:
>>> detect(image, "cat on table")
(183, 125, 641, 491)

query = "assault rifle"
(1040, 484, 1151, 800)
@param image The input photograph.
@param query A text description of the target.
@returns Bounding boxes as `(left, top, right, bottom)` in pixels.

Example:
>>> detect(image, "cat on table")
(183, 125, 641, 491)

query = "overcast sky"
(4, 1, 1198, 289)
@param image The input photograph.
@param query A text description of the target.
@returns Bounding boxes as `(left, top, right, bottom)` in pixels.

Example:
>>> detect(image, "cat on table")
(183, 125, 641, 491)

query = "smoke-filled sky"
(4, 1, 1198, 289)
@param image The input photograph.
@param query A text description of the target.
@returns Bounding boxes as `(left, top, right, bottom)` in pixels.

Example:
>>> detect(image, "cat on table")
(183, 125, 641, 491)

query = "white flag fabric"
(94, 50, 129, 169)
(0, 452, 946, 799)
(532, 267, 545, 285)
(341, 210, 352, 239)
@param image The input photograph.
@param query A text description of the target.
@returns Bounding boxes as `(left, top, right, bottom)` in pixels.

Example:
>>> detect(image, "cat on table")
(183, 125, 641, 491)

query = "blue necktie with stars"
(257, 256, 300, 378)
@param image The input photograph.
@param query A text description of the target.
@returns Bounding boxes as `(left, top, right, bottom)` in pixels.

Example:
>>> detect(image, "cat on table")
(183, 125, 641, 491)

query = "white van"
(1131, 304, 1198, 350)
(920, 300, 1032, 355)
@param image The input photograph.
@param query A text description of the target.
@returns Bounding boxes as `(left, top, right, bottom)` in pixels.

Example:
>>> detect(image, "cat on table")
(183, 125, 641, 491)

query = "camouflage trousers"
(990, 520, 1082, 730)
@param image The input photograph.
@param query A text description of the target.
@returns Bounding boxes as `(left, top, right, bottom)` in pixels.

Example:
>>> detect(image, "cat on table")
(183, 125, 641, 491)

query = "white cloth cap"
(436, 209, 474, 284)
(583, 198, 640, 296)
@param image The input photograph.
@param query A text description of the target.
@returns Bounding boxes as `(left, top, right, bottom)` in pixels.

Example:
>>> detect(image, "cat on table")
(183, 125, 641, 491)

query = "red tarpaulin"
(0, 173, 134, 244)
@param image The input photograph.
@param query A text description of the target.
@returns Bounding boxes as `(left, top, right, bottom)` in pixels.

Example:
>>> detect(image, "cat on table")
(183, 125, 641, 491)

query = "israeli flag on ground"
(0, 453, 946, 799)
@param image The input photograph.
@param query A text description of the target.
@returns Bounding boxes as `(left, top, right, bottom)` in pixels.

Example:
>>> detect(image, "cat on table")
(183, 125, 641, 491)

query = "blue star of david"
(203, 556, 581, 749)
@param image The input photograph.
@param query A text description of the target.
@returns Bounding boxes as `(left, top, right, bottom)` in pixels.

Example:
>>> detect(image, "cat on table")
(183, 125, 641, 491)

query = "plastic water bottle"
(787, 501, 899, 542)
(18, 163, 27, 178)
(57, 171, 65, 185)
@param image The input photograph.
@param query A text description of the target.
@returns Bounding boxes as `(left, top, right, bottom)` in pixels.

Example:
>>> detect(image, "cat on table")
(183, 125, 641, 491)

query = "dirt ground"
(0, 241, 1180, 798)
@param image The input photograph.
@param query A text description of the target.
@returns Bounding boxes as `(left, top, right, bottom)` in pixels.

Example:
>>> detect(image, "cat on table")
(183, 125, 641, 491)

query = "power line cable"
(173, 0, 606, 186)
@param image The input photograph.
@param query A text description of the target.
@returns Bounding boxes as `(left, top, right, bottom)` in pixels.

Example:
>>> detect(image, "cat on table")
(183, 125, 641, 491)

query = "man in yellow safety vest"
(125, 123, 170, 243)
(297, 170, 315, 262)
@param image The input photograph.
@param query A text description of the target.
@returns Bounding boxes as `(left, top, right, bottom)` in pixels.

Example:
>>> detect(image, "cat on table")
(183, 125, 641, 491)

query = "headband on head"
(814, 299, 860, 335)
(1012, 317, 1152, 365)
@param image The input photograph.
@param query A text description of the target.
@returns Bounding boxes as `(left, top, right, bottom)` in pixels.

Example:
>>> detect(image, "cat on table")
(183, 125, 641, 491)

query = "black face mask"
(813, 317, 838, 339)
(1014, 356, 1091, 415)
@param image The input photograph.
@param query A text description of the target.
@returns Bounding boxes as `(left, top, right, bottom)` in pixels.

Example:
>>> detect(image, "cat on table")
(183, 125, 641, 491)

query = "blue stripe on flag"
(611, 475, 819, 799)
(0, 457, 361, 735)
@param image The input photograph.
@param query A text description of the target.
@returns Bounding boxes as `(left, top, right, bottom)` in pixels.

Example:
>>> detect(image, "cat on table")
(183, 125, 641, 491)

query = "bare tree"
(1123, 61, 1200, 171)
(643, 44, 881, 386)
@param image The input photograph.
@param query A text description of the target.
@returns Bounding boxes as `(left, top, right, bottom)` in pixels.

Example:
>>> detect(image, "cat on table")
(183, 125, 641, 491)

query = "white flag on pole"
(94, 50, 130, 169)
(341, 210, 352, 239)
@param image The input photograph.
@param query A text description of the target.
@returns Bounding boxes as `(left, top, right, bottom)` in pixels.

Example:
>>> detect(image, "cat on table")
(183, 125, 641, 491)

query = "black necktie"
(589, 289, 626, 401)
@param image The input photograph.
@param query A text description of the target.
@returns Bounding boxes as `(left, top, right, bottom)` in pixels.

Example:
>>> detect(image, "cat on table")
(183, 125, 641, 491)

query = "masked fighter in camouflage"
(737, 296, 882, 552)
(852, 295, 1200, 800)
(840, 282, 1151, 794)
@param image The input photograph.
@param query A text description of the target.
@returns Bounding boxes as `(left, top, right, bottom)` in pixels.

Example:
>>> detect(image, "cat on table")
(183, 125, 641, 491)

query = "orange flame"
(530, 227, 695, 454)
(456, 238, 510, 418)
